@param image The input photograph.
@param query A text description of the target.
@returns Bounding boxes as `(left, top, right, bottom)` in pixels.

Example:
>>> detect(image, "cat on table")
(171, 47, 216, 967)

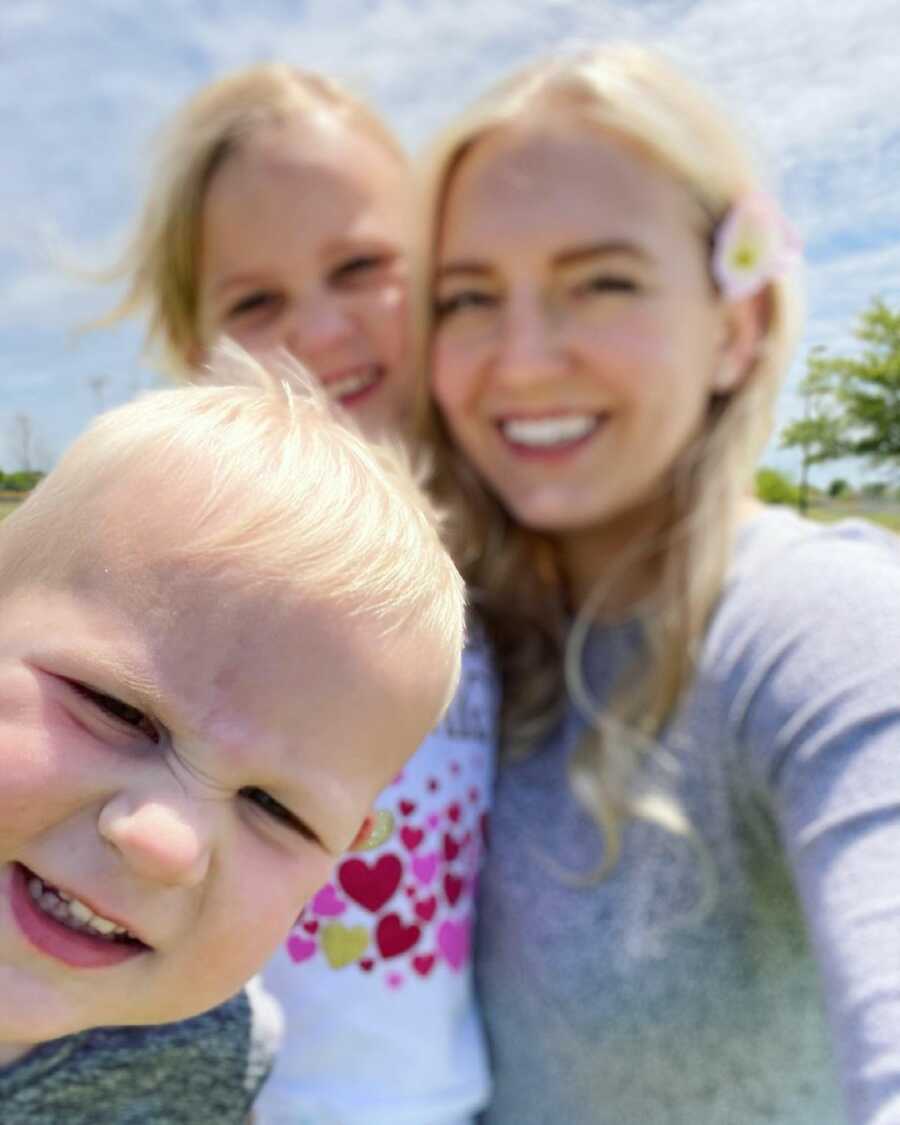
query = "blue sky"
(3, 0, 900, 483)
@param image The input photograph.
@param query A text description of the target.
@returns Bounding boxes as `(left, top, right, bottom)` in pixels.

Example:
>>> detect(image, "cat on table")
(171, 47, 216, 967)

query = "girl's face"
(198, 115, 412, 439)
(431, 123, 753, 559)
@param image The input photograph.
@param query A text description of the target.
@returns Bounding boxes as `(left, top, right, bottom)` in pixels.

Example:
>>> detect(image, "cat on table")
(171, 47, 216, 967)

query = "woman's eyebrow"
(553, 240, 653, 268)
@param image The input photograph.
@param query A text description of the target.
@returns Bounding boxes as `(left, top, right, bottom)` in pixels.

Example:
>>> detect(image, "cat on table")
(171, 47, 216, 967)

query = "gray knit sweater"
(0, 984, 280, 1124)
(476, 510, 900, 1124)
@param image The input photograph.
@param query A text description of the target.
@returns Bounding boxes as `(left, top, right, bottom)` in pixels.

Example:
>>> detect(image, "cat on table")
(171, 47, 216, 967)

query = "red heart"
(415, 895, 437, 923)
(443, 833, 461, 862)
(412, 954, 436, 977)
(405, 885, 416, 898)
(399, 799, 416, 817)
(359, 959, 375, 972)
(302, 920, 319, 935)
(468, 786, 479, 804)
(445, 873, 463, 909)
(400, 826, 424, 852)
(444, 873, 463, 906)
(447, 802, 462, 823)
(338, 854, 402, 913)
(427, 778, 439, 793)
(376, 913, 421, 959)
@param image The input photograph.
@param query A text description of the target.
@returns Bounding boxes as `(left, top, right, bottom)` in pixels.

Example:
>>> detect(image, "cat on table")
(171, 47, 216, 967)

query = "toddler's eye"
(240, 786, 319, 843)
(70, 682, 160, 743)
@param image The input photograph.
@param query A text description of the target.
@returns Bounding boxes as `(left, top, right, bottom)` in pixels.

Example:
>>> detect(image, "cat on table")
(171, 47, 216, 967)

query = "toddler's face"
(197, 115, 413, 439)
(0, 558, 433, 1053)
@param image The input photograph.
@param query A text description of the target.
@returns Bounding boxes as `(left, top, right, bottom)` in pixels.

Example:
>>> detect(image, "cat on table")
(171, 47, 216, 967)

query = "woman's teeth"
(326, 367, 379, 400)
(500, 414, 598, 448)
(28, 875, 133, 942)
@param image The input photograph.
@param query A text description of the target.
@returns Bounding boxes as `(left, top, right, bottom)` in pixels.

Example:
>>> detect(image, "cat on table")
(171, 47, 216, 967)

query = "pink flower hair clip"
(711, 193, 802, 300)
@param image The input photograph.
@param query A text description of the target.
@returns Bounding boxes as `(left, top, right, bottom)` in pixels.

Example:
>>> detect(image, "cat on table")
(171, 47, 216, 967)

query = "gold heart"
(354, 808, 395, 851)
(321, 923, 369, 970)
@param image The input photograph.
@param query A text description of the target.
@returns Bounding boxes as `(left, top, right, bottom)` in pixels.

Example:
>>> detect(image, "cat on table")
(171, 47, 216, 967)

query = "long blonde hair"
(100, 63, 405, 376)
(416, 44, 803, 866)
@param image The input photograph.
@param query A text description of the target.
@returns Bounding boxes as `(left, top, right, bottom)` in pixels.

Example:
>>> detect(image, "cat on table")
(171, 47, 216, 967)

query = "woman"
(418, 44, 900, 1124)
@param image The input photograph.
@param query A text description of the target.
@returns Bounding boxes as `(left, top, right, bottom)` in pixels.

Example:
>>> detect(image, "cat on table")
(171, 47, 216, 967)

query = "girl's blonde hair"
(102, 63, 406, 376)
(416, 44, 803, 866)
(2, 345, 465, 716)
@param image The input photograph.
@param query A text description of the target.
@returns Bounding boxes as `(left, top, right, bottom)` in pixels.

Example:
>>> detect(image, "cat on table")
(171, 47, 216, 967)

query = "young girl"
(106, 64, 495, 1125)
(418, 45, 900, 1124)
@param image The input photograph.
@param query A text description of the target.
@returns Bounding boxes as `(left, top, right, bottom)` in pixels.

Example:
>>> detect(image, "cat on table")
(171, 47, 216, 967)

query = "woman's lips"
(495, 412, 605, 459)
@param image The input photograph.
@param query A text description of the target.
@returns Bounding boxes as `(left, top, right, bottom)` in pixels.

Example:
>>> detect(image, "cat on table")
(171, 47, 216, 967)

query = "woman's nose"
(493, 294, 566, 389)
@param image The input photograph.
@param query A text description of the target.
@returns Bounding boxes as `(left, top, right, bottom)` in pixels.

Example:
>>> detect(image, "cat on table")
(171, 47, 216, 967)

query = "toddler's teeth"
(68, 899, 94, 924)
(89, 916, 118, 935)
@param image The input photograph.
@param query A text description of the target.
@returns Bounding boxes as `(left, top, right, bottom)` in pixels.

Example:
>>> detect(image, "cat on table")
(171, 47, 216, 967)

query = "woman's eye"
(574, 274, 638, 297)
(226, 291, 278, 319)
(434, 291, 496, 319)
(70, 682, 159, 743)
(330, 255, 386, 285)
(240, 786, 318, 843)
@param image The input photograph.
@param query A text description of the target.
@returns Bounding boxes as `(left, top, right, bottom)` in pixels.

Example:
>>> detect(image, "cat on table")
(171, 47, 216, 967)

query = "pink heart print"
(437, 918, 470, 971)
(412, 852, 439, 886)
(287, 934, 317, 963)
(312, 884, 347, 917)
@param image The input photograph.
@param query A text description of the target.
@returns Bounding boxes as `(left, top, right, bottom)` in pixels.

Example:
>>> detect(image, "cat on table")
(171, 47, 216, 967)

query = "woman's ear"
(712, 286, 771, 394)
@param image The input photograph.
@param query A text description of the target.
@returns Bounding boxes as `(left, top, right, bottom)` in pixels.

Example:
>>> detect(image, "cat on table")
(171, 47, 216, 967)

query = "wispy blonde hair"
(100, 63, 405, 376)
(2, 346, 464, 715)
(415, 44, 803, 867)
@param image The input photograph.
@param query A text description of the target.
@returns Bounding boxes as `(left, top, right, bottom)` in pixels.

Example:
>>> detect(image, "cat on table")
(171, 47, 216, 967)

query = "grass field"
(805, 503, 900, 533)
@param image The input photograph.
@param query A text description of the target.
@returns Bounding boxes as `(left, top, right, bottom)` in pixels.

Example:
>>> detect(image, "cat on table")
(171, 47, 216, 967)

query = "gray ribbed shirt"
(476, 510, 900, 1124)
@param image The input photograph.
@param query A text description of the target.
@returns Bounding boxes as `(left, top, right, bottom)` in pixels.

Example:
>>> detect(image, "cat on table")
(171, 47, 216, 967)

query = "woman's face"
(198, 114, 413, 439)
(431, 123, 750, 552)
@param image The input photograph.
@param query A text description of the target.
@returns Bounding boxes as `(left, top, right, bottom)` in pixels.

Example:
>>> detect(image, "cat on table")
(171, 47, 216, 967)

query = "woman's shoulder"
(700, 506, 900, 791)
(721, 505, 900, 630)
(703, 505, 900, 707)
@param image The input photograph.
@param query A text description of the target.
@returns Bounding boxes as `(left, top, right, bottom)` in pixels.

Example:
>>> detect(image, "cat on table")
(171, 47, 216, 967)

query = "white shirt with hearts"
(255, 630, 497, 1125)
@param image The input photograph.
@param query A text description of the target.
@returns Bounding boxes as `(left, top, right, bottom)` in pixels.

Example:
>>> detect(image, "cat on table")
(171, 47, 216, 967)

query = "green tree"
(780, 346, 847, 511)
(782, 299, 900, 482)
(754, 467, 798, 506)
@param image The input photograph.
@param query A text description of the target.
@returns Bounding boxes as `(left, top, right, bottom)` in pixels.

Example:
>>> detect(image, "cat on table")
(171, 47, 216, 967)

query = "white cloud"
(1, 0, 898, 473)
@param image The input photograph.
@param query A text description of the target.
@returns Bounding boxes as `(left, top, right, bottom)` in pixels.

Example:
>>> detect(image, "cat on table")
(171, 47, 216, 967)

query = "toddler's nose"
(98, 793, 213, 888)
